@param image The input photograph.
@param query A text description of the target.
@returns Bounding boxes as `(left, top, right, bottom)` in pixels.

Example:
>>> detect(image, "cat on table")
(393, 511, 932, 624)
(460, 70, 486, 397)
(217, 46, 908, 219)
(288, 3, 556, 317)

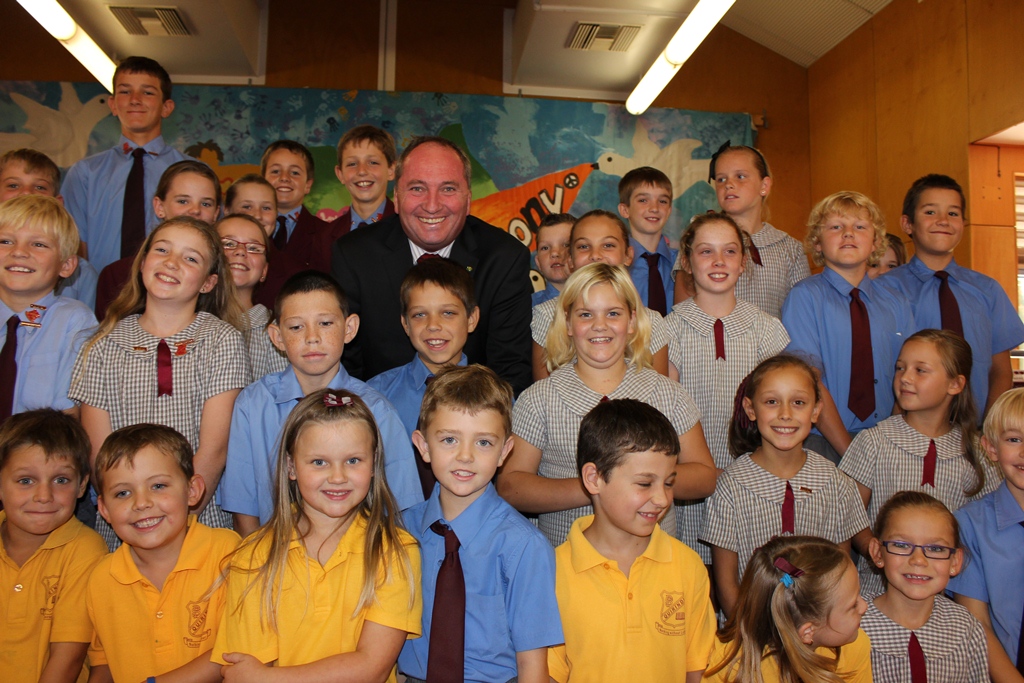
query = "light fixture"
(626, 0, 736, 115)
(17, 0, 116, 92)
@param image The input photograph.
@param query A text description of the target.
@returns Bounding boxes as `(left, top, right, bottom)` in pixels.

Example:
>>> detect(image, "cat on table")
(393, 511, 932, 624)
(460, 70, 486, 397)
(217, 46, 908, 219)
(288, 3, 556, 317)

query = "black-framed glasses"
(221, 238, 267, 255)
(880, 540, 956, 560)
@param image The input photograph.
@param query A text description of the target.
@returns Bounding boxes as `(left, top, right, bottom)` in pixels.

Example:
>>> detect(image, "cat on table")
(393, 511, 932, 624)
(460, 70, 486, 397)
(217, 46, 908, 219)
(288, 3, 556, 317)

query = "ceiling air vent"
(567, 23, 641, 52)
(109, 6, 192, 37)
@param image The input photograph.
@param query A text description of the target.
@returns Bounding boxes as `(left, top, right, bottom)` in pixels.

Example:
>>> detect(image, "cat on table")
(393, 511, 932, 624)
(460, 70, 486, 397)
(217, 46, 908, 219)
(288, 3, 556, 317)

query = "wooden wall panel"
(971, 224, 1018, 306)
(657, 26, 811, 242)
(969, 144, 1015, 226)
(966, 0, 1024, 141)
(0, 0, 93, 82)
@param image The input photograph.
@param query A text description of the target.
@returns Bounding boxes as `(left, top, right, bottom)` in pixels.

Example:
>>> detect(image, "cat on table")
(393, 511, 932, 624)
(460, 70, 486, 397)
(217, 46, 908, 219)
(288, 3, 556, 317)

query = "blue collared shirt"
(628, 236, 677, 311)
(55, 257, 99, 311)
(948, 481, 1024, 665)
(367, 354, 467, 438)
(781, 267, 915, 432)
(220, 364, 423, 522)
(398, 484, 563, 682)
(276, 207, 302, 242)
(349, 198, 388, 229)
(878, 256, 1024, 408)
(0, 292, 96, 414)
(531, 281, 560, 307)
(62, 135, 189, 270)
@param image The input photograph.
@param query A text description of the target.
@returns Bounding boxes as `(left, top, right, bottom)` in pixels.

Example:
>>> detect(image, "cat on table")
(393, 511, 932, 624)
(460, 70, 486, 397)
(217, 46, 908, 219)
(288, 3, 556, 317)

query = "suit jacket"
(331, 214, 533, 395)
(284, 205, 348, 273)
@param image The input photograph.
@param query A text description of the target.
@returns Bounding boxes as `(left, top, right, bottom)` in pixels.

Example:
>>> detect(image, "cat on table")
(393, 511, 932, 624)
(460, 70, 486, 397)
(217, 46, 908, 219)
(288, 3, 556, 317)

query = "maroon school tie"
(714, 319, 726, 360)
(922, 439, 937, 487)
(157, 340, 173, 397)
(848, 288, 875, 421)
(120, 147, 147, 259)
(273, 215, 288, 250)
(427, 521, 464, 683)
(748, 243, 762, 266)
(781, 481, 795, 534)
(934, 271, 963, 338)
(908, 632, 927, 683)
(418, 252, 440, 264)
(0, 316, 19, 422)
(642, 253, 667, 316)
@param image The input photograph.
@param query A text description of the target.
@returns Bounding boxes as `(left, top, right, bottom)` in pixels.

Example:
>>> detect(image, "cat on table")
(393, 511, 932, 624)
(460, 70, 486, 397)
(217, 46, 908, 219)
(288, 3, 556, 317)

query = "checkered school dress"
(242, 304, 288, 380)
(700, 450, 870, 578)
(531, 297, 670, 353)
(513, 362, 701, 546)
(860, 595, 988, 683)
(665, 298, 790, 561)
(70, 312, 250, 548)
(840, 414, 1000, 595)
(673, 223, 809, 319)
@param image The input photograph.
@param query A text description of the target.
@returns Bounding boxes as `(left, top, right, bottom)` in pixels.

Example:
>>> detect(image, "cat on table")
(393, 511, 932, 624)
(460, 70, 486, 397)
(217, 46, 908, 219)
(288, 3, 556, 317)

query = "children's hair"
(155, 159, 223, 208)
(418, 364, 514, 439)
(93, 423, 194, 494)
(0, 194, 79, 261)
(708, 142, 771, 182)
(76, 216, 244, 374)
(395, 136, 472, 187)
(576, 398, 680, 478)
(272, 270, 349, 323)
(336, 124, 397, 167)
(215, 213, 270, 251)
(570, 209, 631, 246)
(983, 386, 1024, 444)
(707, 536, 854, 683)
(873, 490, 961, 547)
(804, 190, 888, 267)
(678, 211, 749, 269)
(0, 148, 60, 191)
(113, 56, 173, 101)
(0, 408, 90, 482)
(399, 257, 476, 317)
(228, 389, 413, 630)
(546, 262, 652, 372)
(534, 212, 577, 236)
(900, 329, 984, 496)
(878, 233, 906, 267)
(224, 174, 276, 212)
(902, 174, 966, 220)
(617, 166, 674, 205)
(730, 355, 820, 457)
(260, 140, 315, 177)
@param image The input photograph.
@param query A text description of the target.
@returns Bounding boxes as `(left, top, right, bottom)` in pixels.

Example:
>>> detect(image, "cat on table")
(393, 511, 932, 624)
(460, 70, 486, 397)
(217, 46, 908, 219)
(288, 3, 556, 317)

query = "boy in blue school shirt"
(63, 56, 188, 271)
(531, 213, 574, 307)
(219, 270, 422, 537)
(949, 388, 1024, 683)
(878, 174, 1024, 418)
(368, 257, 478, 497)
(399, 364, 563, 683)
(333, 124, 397, 232)
(781, 191, 915, 463)
(0, 195, 96, 420)
(618, 166, 676, 316)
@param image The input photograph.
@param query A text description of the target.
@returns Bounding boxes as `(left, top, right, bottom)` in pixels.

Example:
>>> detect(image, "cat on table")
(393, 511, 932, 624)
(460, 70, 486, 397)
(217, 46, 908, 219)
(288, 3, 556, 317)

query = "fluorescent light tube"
(17, 0, 116, 92)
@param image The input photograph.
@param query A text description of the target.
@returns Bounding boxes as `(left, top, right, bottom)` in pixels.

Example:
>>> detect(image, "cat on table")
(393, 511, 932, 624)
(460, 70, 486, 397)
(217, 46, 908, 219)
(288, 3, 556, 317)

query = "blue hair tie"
(780, 574, 795, 588)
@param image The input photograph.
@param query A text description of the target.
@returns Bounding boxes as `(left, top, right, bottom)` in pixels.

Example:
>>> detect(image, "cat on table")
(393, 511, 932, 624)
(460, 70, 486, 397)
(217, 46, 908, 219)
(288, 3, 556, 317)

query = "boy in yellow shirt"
(547, 398, 716, 683)
(0, 409, 107, 683)
(86, 424, 239, 683)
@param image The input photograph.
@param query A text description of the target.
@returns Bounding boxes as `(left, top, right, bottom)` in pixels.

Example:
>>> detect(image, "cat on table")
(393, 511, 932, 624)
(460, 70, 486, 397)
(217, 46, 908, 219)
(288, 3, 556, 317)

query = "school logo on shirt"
(39, 575, 60, 619)
(183, 600, 211, 648)
(655, 590, 686, 635)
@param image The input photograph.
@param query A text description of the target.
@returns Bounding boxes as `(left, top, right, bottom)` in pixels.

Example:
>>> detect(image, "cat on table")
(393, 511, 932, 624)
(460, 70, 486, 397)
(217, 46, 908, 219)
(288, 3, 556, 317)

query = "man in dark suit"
(331, 136, 533, 394)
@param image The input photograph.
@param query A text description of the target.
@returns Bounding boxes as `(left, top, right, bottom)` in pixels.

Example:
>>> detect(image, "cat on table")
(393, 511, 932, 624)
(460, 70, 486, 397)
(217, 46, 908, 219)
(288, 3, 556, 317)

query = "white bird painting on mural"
(595, 124, 710, 196)
(0, 82, 110, 167)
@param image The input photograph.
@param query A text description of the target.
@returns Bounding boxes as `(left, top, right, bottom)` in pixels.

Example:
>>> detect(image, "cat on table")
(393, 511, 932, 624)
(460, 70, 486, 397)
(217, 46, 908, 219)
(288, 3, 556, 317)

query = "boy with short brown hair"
(334, 124, 397, 232)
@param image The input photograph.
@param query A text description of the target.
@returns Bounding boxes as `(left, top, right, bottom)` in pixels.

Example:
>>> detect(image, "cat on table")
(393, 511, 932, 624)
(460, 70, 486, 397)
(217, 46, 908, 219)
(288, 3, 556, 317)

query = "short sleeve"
(202, 324, 251, 400)
(947, 508, 989, 603)
(364, 540, 422, 636)
(780, 284, 824, 371)
(220, 391, 261, 517)
(512, 384, 549, 451)
(50, 529, 108, 643)
(531, 302, 555, 347)
(505, 532, 564, 652)
(548, 644, 570, 683)
(838, 429, 878, 490)
(86, 581, 108, 667)
(759, 317, 790, 359)
(62, 163, 92, 244)
(986, 279, 1024, 354)
(649, 311, 669, 353)
(966, 616, 990, 681)
(684, 557, 716, 672)
(68, 337, 110, 409)
(788, 240, 811, 289)
(667, 385, 701, 436)
(371, 400, 424, 512)
(833, 470, 871, 541)
(699, 471, 739, 551)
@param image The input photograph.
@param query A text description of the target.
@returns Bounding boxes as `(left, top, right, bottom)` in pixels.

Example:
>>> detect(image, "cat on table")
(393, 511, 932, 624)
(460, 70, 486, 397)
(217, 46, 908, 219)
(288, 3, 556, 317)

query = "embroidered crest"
(174, 339, 196, 356)
(39, 575, 60, 619)
(655, 590, 686, 635)
(182, 600, 211, 648)
(24, 309, 41, 323)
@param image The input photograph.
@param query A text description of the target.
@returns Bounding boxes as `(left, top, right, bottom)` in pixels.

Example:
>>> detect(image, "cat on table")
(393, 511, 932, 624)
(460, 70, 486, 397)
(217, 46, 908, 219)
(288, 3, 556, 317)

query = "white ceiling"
(978, 121, 1024, 146)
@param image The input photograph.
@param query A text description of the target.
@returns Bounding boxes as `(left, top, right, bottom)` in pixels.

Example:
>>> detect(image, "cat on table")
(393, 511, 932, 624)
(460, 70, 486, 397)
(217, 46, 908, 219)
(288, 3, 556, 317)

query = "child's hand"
(221, 653, 274, 682)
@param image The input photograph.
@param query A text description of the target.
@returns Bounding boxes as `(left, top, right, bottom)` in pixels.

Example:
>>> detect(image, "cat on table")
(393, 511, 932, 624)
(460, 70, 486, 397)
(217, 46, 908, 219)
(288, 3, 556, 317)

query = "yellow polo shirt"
(86, 517, 239, 682)
(547, 515, 716, 683)
(0, 512, 107, 683)
(212, 515, 421, 683)
(703, 628, 873, 682)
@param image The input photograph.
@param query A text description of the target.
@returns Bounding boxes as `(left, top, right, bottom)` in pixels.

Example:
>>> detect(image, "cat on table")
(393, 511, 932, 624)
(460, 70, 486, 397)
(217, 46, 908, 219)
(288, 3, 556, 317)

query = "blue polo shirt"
(531, 281, 560, 307)
(0, 292, 95, 415)
(220, 364, 423, 523)
(878, 256, 1024, 409)
(367, 354, 467, 438)
(398, 484, 563, 682)
(628, 236, 677, 311)
(781, 267, 915, 433)
(948, 481, 1024, 665)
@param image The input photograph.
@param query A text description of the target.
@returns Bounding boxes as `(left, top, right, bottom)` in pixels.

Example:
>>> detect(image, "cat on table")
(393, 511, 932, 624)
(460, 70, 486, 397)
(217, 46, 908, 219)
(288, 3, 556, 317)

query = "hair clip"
(323, 392, 353, 408)
(773, 556, 805, 588)
(708, 140, 732, 182)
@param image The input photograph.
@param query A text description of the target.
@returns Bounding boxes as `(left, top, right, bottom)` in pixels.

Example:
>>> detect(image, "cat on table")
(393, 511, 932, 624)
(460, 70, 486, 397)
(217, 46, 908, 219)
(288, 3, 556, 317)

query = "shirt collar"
(750, 222, 788, 247)
(728, 451, 835, 502)
(351, 199, 388, 226)
(411, 353, 467, 387)
(109, 515, 203, 585)
(673, 298, 758, 338)
(408, 240, 454, 262)
(908, 255, 963, 283)
(119, 135, 169, 156)
(821, 265, 874, 301)
(420, 483, 502, 549)
(287, 513, 369, 571)
(276, 363, 352, 404)
(0, 291, 57, 324)
(994, 481, 1024, 530)
(0, 511, 83, 561)
(567, 514, 672, 573)
(629, 236, 672, 260)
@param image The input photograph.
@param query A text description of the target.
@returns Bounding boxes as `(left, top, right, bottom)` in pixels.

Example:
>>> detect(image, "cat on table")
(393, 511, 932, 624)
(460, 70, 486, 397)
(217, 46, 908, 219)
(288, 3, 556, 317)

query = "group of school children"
(1, 54, 1023, 683)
